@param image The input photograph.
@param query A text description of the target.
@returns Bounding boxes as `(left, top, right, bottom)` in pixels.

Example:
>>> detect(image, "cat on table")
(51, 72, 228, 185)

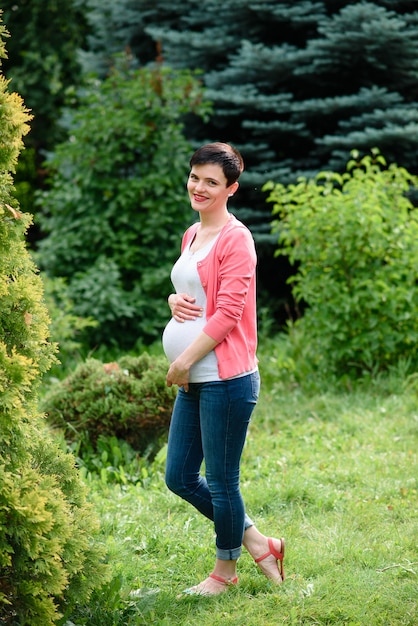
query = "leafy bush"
(66, 433, 167, 487)
(266, 150, 418, 378)
(36, 56, 211, 350)
(0, 18, 109, 625)
(41, 354, 176, 455)
(42, 275, 97, 378)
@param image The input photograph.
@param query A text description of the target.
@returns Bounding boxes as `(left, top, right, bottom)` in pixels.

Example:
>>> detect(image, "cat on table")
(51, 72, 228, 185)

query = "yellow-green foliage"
(0, 17, 109, 625)
(266, 150, 418, 378)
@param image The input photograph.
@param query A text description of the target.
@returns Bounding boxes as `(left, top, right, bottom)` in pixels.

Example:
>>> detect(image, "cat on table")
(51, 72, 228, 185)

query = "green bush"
(266, 150, 418, 378)
(42, 275, 97, 378)
(41, 354, 176, 455)
(0, 18, 109, 625)
(36, 56, 211, 350)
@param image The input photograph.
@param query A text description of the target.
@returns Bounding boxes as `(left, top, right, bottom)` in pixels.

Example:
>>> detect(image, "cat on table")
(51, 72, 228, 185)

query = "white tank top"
(162, 235, 220, 382)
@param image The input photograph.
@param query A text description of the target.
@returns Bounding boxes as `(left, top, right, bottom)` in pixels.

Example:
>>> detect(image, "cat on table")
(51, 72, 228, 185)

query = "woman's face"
(187, 163, 238, 215)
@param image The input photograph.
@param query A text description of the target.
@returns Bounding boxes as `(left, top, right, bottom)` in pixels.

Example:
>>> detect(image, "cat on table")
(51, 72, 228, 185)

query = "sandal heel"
(254, 537, 285, 581)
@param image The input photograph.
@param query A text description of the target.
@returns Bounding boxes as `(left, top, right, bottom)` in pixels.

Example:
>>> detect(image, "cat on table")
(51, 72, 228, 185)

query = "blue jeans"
(165, 371, 260, 561)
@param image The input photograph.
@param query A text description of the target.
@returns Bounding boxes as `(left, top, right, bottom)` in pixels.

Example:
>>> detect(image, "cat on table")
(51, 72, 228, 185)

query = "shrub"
(36, 56, 211, 350)
(0, 18, 109, 625)
(41, 353, 176, 455)
(265, 150, 418, 378)
(0, 427, 110, 625)
(42, 275, 97, 379)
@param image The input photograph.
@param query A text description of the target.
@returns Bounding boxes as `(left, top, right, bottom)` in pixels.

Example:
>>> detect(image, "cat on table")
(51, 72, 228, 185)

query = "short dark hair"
(190, 142, 244, 187)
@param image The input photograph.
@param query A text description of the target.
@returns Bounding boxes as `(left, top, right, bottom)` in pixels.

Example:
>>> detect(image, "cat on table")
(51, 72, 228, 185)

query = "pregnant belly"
(162, 317, 206, 363)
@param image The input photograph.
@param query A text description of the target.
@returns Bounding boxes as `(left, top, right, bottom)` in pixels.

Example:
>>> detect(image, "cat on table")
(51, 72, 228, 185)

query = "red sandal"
(254, 537, 285, 581)
(182, 573, 238, 596)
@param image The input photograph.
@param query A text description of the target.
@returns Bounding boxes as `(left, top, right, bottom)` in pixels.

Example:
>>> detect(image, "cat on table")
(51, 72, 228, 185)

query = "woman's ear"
(228, 181, 239, 197)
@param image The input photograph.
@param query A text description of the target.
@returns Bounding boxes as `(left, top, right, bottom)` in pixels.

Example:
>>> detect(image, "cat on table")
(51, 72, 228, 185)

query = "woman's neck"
(199, 209, 230, 231)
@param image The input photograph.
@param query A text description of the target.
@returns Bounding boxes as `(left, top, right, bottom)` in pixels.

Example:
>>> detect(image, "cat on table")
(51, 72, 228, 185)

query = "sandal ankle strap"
(209, 573, 238, 585)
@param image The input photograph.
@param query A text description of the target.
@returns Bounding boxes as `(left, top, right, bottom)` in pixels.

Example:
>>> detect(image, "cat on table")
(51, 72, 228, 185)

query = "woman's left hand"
(166, 358, 190, 391)
(166, 332, 218, 392)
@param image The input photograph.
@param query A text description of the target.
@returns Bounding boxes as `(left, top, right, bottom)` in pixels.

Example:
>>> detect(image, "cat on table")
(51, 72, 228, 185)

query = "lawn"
(67, 376, 418, 625)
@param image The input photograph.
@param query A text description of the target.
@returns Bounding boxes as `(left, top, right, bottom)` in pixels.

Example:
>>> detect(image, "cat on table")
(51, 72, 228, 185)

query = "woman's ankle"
(212, 558, 237, 581)
(243, 525, 266, 559)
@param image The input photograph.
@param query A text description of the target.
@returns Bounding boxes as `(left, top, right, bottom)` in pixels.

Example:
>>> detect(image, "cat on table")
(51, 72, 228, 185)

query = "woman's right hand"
(168, 293, 203, 323)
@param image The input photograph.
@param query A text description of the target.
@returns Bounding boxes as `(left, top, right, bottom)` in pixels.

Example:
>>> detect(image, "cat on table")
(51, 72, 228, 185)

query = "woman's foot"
(243, 526, 285, 583)
(181, 572, 238, 596)
(254, 537, 285, 582)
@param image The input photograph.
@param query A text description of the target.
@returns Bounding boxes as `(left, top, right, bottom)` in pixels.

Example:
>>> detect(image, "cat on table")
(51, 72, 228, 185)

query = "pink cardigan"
(181, 215, 258, 379)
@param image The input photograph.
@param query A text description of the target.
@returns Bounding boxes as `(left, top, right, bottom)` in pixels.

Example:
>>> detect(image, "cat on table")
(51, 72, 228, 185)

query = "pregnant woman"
(162, 142, 285, 596)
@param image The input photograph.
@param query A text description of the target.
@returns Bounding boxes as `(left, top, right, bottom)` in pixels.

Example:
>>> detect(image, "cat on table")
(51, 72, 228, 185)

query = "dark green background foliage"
(36, 61, 210, 348)
(1, 0, 89, 219)
(41, 354, 177, 455)
(267, 151, 418, 377)
(41, 276, 98, 377)
(2, 1, 418, 359)
(79, 1, 418, 227)
(1, 0, 88, 151)
(4, 0, 418, 342)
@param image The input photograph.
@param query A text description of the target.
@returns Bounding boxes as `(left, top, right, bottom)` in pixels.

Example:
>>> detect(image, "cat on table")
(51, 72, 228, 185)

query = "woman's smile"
(193, 192, 209, 203)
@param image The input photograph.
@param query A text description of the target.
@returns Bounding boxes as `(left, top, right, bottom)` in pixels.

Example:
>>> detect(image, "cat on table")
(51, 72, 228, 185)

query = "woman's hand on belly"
(168, 292, 203, 323)
(165, 332, 218, 392)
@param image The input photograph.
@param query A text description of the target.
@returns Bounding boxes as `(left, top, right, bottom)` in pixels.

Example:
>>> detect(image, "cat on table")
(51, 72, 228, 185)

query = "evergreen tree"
(78, 0, 162, 75)
(147, 1, 418, 215)
(0, 19, 108, 624)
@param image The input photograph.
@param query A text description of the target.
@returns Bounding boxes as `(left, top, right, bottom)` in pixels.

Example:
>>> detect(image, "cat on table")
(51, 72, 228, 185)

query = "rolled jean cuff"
(244, 514, 254, 530)
(216, 545, 242, 561)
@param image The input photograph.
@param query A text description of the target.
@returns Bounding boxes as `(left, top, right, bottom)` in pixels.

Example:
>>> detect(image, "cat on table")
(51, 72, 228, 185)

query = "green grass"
(67, 379, 418, 625)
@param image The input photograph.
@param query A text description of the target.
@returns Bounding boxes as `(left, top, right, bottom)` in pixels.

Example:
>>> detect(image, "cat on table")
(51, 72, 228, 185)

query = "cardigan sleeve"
(202, 226, 257, 344)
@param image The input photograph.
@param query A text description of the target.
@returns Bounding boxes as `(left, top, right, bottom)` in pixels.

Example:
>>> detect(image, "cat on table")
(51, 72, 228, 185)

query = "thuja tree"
(0, 20, 108, 625)
(37, 58, 210, 349)
(266, 150, 418, 378)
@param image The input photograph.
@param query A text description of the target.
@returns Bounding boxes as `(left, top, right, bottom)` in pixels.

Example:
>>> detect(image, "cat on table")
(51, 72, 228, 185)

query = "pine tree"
(147, 0, 418, 207)
(78, 0, 158, 75)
